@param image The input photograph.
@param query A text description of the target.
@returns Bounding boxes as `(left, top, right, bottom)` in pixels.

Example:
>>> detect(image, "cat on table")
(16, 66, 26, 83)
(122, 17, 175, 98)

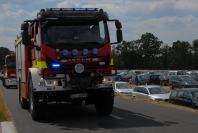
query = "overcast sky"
(0, 0, 198, 50)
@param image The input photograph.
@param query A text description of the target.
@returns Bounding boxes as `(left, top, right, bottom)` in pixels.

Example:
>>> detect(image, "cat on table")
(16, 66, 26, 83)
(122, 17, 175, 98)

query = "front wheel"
(29, 75, 41, 121)
(95, 93, 114, 116)
(18, 78, 28, 109)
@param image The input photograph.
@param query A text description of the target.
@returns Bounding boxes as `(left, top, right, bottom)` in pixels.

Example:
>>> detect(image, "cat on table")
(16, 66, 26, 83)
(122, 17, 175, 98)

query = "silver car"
(113, 81, 133, 95)
(133, 85, 170, 101)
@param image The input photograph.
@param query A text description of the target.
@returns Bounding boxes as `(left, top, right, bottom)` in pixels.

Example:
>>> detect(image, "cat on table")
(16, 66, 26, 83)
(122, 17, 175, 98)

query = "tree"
(170, 41, 193, 69)
(135, 33, 163, 69)
(0, 47, 11, 68)
(159, 45, 171, 69)
(192, 39, 198, 69)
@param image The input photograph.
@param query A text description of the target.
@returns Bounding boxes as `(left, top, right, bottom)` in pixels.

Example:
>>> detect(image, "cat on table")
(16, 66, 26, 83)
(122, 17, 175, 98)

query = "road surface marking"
(110, 114, 123, 120)
(1, 122, 18, 133)
(0, 123, 2, 133)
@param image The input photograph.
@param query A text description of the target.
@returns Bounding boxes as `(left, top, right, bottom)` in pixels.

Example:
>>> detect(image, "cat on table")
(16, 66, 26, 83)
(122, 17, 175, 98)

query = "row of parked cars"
(113, 81, 198, 109)
(115, 70, 198, 89)
(113, 82, 170, 100)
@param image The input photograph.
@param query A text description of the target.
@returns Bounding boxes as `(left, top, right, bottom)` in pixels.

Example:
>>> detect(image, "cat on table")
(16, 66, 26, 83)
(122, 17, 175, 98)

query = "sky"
(0, 0, 198, 50)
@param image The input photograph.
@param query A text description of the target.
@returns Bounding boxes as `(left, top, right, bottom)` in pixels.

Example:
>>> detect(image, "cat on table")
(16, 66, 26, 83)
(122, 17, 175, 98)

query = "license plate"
(70, 93, 88, 99)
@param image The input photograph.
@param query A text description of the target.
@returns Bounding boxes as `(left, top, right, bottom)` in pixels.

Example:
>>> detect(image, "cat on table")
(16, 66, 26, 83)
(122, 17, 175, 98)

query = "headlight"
(102, 76, 113, 83)
(39, 78, 62, 87)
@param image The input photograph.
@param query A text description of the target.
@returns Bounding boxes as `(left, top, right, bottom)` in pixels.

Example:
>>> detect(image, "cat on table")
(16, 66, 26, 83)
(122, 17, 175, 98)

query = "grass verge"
(118, 95, 198, 113)
(0, 89, 11, 121)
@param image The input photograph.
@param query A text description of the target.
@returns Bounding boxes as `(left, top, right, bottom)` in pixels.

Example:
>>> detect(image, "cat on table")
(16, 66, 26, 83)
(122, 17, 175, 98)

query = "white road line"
(1, 122, 18, 133)
(110, 114, 123, 120)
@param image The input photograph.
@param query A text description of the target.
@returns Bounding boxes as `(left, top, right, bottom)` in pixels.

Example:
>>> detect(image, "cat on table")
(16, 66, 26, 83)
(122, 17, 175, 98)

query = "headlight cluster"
(102, 76, 113, 83)
(39, 78, 62, 87)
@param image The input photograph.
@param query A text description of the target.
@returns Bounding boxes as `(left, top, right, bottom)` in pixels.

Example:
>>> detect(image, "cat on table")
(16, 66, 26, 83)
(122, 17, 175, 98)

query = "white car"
(132, 85, 170, 101)
(113, 81, 133, 95)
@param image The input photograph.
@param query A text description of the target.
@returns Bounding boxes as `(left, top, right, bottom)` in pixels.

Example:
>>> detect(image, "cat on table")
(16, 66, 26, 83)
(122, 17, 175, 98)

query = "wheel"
(18, 78, 28, 109)
(29, 75, 41, 121)
(95, 93, 114, 116)
(2, 78, 5, 86)
(192, 103, 197, 109)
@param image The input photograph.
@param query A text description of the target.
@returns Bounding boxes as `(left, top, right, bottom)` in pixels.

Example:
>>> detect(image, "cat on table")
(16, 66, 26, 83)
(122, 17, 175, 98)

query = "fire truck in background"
(15, 8, 122, 120)
(2, 53, 17, 88)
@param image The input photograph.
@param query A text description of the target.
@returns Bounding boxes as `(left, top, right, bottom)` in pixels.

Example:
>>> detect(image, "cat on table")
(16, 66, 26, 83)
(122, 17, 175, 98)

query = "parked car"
(169, 88, 198, 108)
(187, 71, 198, 81)
(149, 74, 169, 85)
(168, 75, 198, 89)
(113, 81, 133, 95)
(122, 70, 136, 82)
(135, 73, 150, 85)
(168, 71, 178, 76)
(132, 85, 170, 101)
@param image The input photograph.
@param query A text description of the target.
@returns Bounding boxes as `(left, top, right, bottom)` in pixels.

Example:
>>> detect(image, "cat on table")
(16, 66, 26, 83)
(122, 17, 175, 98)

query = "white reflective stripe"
(110, 114, 123, 120)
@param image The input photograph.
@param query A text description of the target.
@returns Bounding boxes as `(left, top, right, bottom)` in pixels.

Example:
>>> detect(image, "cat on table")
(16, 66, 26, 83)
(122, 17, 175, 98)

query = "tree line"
(113, 32, 198, 70)
(0, 47, 12, 69)
(1, 33, 198, 70)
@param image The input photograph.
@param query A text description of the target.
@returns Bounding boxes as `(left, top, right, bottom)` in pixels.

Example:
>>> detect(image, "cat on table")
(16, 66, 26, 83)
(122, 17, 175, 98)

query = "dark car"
(168, 75, 198, 89)
(136, 74, 150, 85)
(169, 88, 198, 108)
(121, 70, 136, 82)
(149, 74, 169, 85)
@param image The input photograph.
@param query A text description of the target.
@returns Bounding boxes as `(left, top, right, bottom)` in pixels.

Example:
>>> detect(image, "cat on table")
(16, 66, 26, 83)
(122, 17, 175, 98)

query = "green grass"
(0, 90, 10, 121)
(118, 95, 198, 113)
(0, 112, 7, 121)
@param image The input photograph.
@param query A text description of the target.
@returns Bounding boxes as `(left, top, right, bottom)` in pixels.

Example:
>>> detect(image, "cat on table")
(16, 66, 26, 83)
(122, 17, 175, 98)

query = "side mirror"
(115, 21, 122, 29)
(21, 22, 28, 31)
(117, 29, 123, 43)
(21, 31, 29, 45)
(108, 20, 123, 44)
(21, 22, 30, 45)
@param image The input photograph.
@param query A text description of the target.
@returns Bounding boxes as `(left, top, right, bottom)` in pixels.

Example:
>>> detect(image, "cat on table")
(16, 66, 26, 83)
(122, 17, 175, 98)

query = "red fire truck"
(15, 8, 122, 120)
(2, 53, 17, 88)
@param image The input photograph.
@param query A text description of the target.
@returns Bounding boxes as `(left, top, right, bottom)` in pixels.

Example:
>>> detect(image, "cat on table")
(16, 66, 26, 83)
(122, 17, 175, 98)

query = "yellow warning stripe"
(110, 57, 114, 65)
(32, 60, 47, 68)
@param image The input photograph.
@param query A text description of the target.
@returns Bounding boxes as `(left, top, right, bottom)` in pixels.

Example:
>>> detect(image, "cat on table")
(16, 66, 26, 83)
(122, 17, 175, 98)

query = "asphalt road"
(1, 81, 198, 133)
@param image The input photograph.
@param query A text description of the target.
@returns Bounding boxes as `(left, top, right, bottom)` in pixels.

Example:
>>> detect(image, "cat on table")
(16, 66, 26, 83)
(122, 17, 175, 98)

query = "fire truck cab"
(2, 53, 17, 88)
(15, 8, 122, 120)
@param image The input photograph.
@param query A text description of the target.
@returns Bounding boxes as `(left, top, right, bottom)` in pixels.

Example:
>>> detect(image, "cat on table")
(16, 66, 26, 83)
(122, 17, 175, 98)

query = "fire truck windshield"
(6, 58, 16, 68)
(43, 21, 108, 48)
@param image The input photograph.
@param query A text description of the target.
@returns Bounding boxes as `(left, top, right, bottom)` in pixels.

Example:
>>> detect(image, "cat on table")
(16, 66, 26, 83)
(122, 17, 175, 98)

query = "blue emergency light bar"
(46, 8, 98, 12)
(52, 63, 61, 68)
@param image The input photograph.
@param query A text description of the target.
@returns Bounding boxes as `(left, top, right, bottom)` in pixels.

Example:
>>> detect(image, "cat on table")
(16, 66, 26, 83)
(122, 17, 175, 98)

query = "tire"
(29, 75, 41, 121)
(4, 79, 10, 88)
(95, 93, 114, 116)
(18, 78, 28, 109)
(3, 79, 6, 87)
(192, 103, 197, 109)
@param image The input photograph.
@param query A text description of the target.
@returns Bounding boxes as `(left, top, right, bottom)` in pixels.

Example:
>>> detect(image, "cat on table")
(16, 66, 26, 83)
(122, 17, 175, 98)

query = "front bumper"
(5, 78, 17, 86)
(33, 87, 114, 103)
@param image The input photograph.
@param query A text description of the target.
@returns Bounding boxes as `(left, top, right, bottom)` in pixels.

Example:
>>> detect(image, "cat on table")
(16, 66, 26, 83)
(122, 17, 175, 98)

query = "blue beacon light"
(52, 63, 61, 68)
(92, 48, 98, 55)
(72, 49, 78, 56)
(83, 49, 89, 56)
(62, 49, 68, 56)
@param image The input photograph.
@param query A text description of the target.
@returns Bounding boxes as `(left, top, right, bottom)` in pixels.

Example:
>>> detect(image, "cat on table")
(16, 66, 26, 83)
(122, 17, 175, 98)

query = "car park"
(149, 74, 169, 85)
(132, 85, 170, 101)
(168, 71, 178, 76)
(168, 75, 198, 89)
(186, 71, 198, 81)
(135, 73, 150, 85)
(113, 81, 133, 95)
(121, 70, 136, 82)
(169, 88, 198, 108)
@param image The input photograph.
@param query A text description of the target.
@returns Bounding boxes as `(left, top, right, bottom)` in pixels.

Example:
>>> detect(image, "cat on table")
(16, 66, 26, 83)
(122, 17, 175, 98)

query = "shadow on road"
(39, 104, 178, 130)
